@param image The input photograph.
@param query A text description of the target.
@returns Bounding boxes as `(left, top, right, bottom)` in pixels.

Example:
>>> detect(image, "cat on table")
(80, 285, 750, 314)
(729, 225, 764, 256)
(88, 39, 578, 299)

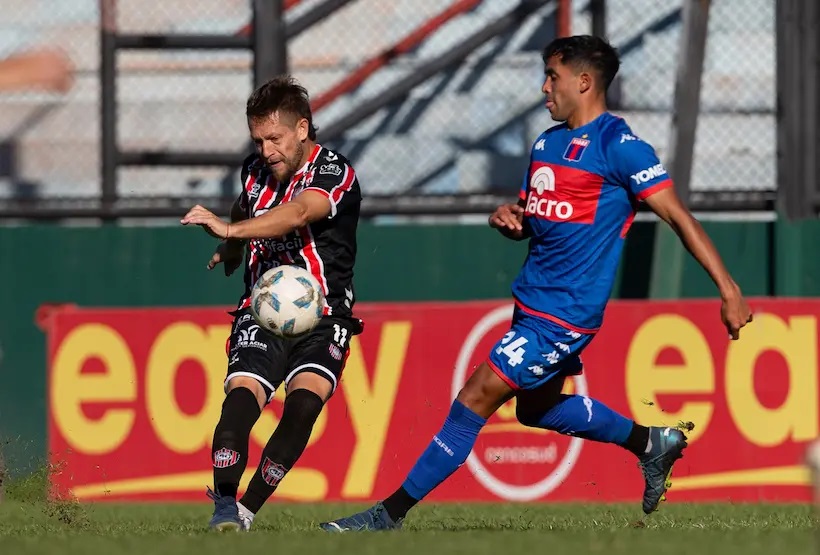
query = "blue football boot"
(638, 426, 689, 514)
(319, 502, 403, 532)
(206, 487, 244, 532)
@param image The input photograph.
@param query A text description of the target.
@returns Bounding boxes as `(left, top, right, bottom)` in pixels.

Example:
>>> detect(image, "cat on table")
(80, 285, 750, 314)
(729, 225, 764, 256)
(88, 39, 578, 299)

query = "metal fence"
(599, 0, 776, 208)
(0, 0, 777, 219)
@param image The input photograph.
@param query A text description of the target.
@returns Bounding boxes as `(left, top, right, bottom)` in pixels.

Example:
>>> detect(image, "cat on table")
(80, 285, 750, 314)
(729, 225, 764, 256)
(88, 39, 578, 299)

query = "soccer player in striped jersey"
(319, 35, 753, 532)
(182, 75, 363, 531)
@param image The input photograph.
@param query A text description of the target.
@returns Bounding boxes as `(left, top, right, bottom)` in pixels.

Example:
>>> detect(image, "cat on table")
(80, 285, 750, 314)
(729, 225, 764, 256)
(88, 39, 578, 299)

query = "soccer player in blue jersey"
(320, 35, 753, 532)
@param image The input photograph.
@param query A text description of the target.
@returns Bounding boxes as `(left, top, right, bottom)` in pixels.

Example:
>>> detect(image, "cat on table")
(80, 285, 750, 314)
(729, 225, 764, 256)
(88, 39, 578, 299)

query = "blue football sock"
(523, 394, 634, 445)
(401, 399, 486, 501)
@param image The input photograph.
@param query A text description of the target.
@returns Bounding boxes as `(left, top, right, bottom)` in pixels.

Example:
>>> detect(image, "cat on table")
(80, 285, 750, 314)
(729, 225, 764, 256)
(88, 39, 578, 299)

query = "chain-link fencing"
(597, 0, 775, 196)
(0, 0, 776, 211)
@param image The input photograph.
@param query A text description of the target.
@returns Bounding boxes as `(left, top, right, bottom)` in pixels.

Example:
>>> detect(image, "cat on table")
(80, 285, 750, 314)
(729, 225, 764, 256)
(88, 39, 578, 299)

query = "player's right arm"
(489, 155, 532, 241)
(489, 199, 527, 241)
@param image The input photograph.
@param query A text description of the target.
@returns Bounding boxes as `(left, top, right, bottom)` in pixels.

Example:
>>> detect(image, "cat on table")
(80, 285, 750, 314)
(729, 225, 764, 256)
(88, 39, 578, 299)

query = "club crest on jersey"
(563, 136, 590, 162)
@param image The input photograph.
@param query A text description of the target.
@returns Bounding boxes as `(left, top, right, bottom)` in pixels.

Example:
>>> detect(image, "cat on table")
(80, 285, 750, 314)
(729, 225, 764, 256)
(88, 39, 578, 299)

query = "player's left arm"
(643, 188, 740, 298)
(612, 134, 753, 339)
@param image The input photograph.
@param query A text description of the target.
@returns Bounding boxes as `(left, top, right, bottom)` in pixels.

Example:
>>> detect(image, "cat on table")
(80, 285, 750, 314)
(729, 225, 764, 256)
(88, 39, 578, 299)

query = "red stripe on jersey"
(513, 299, 600, 334)
(248, 175, 277, 287)
(620, 208, 636, 238)
(636, 178, 673, 200)
(329, 165, 356, 206)
(524, 162, 603, 224)
(296, 220, 329, 297)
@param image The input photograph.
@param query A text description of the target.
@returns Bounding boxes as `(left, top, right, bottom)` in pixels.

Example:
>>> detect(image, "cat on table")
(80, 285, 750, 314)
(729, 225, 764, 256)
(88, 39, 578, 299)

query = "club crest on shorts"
(328, 343, 344, 361)
(261, 457, 287, 487)
(213, 448, 240, 468)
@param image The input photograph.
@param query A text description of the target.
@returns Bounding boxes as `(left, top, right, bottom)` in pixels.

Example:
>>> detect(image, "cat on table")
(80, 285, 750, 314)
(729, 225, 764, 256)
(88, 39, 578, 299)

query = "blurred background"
(0, 0, 818, 517)
(0, 0, 778, 217)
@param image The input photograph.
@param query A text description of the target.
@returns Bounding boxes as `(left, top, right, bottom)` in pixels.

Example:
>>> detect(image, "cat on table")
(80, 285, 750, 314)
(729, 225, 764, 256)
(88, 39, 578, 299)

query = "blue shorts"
(487, 306, 594, 390)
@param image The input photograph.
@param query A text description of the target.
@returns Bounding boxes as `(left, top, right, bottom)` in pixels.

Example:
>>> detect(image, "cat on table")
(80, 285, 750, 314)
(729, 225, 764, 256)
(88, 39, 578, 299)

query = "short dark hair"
(542, 35, 620, 91)
(246, 75, 317, 140)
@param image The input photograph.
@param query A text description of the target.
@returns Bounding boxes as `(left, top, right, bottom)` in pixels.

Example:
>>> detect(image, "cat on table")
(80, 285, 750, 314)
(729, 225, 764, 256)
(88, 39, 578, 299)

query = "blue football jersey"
(511, 112, 672, 332)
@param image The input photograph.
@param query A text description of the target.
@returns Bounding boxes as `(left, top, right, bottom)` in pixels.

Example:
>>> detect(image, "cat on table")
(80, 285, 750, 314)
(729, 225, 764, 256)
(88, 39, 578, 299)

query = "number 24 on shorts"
(496, 331, 528, 367)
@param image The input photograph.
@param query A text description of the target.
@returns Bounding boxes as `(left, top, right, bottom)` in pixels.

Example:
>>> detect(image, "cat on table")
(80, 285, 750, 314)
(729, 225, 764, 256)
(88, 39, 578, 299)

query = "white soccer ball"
(250, 265, 325, 338)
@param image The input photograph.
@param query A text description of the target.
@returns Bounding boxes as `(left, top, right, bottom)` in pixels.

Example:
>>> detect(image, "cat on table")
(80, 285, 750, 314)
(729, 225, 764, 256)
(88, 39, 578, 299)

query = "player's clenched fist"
(489, 203, 524, 231)
(720, 291, 753, 340)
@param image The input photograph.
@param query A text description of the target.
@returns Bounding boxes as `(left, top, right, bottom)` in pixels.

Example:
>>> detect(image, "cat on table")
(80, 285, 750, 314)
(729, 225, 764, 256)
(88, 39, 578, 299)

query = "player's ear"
(578, 71, 592, 94)
(296, 118, 309, 142)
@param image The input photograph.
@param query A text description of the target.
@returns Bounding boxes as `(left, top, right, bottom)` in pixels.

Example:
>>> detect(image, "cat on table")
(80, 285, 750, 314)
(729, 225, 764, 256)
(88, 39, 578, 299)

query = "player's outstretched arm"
(224, 189, 330, 240)
(643, 187, 753, 339)
(489, 202, 528, 241)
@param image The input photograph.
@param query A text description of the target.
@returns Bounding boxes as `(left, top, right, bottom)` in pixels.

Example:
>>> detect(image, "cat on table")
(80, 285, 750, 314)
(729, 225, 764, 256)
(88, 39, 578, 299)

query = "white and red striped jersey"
(235, 144, 361, 318)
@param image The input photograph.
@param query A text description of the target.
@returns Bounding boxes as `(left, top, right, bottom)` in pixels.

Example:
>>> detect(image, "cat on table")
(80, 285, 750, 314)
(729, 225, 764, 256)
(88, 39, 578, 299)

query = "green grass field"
(0, 499, 814, 555)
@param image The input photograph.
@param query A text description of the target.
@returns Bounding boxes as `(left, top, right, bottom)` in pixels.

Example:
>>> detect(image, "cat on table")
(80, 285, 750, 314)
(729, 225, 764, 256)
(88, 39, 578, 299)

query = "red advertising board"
(42, 298, 816, 503)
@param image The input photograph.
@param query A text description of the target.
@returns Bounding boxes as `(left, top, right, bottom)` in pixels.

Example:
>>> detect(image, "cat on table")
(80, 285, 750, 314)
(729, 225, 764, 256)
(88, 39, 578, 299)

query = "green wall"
(0, 218, 818, 476)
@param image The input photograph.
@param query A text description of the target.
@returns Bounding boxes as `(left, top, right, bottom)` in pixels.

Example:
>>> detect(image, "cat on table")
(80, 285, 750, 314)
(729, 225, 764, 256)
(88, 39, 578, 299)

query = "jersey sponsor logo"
(562, 136, 590, 162)
(531, 166, 555, 195)
(630, 163, 667, 185)
(524, 163, 599, 224)
(234, 324, 267, 352)
(319, 163, 342, 176)
(265, 235, 305, 253)
(525, 195, 575, 220)
(452, 305, 586, 501)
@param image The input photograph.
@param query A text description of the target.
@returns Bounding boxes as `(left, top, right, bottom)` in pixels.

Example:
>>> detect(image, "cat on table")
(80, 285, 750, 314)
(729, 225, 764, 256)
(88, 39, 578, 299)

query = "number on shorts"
(333, 323, 348, 347)
(496, 331, 528, 367)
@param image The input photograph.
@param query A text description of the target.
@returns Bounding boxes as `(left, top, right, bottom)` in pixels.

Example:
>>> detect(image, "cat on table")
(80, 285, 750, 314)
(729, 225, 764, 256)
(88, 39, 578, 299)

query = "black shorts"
(224, 308, 363, 404)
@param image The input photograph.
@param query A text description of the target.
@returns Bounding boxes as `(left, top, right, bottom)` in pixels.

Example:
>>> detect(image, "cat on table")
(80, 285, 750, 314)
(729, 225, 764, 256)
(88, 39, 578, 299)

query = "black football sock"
(622, 422, 651, 457)
(382, 486, 419, 521)
(211, 387, 261, 498)
(239, 389, 324, 513)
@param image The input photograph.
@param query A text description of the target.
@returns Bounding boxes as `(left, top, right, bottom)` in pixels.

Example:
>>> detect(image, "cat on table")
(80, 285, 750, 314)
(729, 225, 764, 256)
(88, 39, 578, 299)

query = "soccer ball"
(250, 265, 325, 338)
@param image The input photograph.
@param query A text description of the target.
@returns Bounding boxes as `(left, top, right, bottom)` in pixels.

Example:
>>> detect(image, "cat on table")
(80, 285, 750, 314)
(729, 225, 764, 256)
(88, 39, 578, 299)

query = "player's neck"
(565, 103, 607, 130)
(298, 140, 317, 170)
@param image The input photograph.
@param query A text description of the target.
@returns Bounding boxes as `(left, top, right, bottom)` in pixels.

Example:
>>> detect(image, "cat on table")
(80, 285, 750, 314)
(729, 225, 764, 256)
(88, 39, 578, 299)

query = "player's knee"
(456, 363, 513, 418)
(226, 376, 268, 409)
(281, 388, 324, 426)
